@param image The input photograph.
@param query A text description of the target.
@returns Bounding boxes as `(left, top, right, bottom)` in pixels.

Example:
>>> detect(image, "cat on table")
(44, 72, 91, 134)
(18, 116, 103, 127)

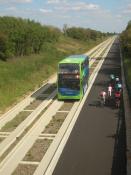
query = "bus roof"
(59, 54, 89, 64)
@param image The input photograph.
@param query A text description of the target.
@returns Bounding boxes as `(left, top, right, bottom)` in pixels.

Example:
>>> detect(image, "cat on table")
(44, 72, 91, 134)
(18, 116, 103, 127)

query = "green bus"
(57, 55, 89, 100)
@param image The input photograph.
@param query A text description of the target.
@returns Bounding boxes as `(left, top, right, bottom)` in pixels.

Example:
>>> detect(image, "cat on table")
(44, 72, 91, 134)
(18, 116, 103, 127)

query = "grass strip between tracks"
(0, 99, 55, 164)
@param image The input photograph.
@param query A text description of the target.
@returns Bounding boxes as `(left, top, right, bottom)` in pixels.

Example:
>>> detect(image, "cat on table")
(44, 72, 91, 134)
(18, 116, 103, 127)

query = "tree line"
(121, 20, 131, 56)
(0, 16, 61, 60)
(0, 16, 113, 61)
(63, 26, 112, 41)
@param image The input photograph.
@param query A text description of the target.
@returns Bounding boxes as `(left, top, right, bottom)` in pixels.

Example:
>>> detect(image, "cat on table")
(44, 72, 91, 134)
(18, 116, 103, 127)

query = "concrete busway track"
(0, 38, 113, 161)
(52, 38, 127, 175)
(0, 37, 111, 129)
(0, 37, 115, 175)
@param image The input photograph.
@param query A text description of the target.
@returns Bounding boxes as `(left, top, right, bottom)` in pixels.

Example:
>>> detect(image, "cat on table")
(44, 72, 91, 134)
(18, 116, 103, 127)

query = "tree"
(63, 24, 68, 36)
(121, 21, 131, 56)
(0, 32, 9, 60)
(0, 16, 62, 60)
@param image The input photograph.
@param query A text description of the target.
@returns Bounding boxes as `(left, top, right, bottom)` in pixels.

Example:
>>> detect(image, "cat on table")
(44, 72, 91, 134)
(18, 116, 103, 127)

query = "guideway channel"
(52, 39, 126, 175)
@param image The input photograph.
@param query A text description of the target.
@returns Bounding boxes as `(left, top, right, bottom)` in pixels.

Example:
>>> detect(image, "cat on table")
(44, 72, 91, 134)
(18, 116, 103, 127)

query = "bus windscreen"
(58, 79, 80, 90)
(59, 63, 79, 74)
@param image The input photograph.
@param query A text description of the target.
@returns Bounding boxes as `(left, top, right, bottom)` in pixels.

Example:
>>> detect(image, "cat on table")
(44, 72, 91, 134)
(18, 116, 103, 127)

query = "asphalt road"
(52, 39, 126, 175)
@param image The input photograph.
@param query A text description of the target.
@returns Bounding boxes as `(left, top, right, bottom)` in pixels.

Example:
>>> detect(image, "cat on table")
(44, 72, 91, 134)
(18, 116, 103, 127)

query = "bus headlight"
(76, 75, 80, 79)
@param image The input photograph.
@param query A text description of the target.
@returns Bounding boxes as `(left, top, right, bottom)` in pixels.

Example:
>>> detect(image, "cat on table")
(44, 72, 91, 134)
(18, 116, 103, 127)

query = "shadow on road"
(111, 101, 127, 175)
(89, 98, 127, 175)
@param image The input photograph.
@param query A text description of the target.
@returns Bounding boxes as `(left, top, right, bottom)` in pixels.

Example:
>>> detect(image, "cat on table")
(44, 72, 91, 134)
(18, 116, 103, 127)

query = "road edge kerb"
(120, 42, 131, 175)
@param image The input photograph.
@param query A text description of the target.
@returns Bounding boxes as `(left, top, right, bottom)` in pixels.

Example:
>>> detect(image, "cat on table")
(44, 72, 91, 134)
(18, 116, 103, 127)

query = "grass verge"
(123, 54, 131, 100)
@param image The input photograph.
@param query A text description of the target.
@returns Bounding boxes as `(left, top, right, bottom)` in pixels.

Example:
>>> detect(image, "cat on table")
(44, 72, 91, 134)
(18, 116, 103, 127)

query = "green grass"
(0, 36, 108, 112)
(0, 50, 62, 112)
(124, 57, 131, 83)
(0, 111, 31, 132)
(123, 55, 131, 97)
(55, 36, 107, 54)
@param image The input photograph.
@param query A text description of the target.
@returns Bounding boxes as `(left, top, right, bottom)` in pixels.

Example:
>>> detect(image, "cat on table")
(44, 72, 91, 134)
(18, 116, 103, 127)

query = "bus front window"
(58, 79, 80, 90)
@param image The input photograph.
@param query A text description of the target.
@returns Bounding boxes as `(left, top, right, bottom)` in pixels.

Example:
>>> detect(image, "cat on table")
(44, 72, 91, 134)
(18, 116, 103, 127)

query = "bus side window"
(85, 57, 89, 66)
(85, 60, 87, 66)
(83, 60, 87, 68)
(85, 59, 88, 66)
(81, 63, 84, 71)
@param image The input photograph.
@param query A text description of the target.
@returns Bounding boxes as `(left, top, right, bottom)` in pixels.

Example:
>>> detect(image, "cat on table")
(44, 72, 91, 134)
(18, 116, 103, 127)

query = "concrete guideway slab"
(0, 90, 57, 158)
(20, 161, 40, 165)
(0, 100, 64, 175)
(89, 40, 112, 67)
(84, 38, 111, 56)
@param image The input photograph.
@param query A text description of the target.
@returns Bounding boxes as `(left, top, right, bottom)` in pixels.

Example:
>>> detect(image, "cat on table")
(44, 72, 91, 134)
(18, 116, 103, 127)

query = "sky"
(0, 0, 131, 33)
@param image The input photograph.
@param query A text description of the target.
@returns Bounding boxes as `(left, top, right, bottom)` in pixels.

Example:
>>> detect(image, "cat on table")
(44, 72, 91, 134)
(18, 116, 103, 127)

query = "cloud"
(54, 2, 99, 12)
(47, 0, 61, 4)
(6, 6, 17, 10)
(16, 0, 32, 2)
(40, 8, 53, 13)
(71, 3, 99, 11)
(122, 4, 131, 14)
(0, 0, 32, 3)
(116, 15, 122, 19)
